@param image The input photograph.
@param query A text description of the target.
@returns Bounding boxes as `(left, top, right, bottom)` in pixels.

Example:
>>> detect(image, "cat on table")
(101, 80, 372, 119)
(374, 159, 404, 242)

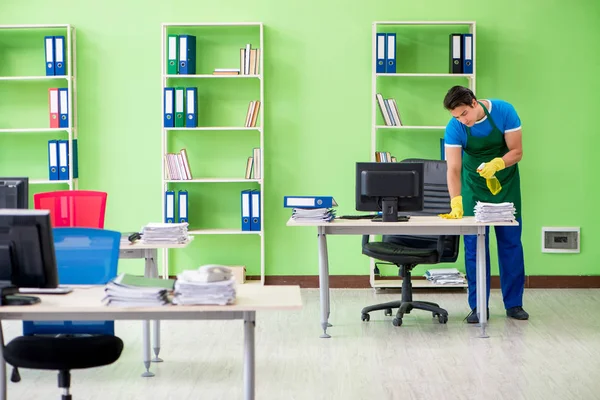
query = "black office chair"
(360, 159, 460, 327)
(3, 335, 123, 400)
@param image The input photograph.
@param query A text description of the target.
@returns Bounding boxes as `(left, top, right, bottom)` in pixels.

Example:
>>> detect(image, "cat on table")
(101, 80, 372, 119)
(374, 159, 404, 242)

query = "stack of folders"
(173, 266, 236, 306)
(244, 101, 261, 127)
(141, 222, 189, 244)
(449, 33, 474, 74)
(375, 33, 396, 73)
(245, 147, 261, 179)
(44, 35, 67, 76)
(48, 88, 70, 128)
(166, 34, 197, 75)
(284, 196, 338, 223)
(424, 268, 466, 285)
(165, 148, 193, 180)
(241, 189, 261, 231)
(376, 93, 402, 126)
(164, 190, 188, 224)
(474, 201, 516, 222)
(103, 273, 175, 307)
(163, 87, 198, 128)
(47, 139, 78, 181)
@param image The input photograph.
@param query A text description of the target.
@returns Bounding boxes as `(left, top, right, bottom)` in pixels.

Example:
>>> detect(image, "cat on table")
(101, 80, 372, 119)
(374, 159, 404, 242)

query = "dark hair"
(443, 86, 477, 110)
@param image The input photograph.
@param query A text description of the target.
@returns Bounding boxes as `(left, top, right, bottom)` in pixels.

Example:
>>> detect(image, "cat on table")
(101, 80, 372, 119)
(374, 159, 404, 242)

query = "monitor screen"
(0, 177, 29, 209)
(355, 162, 424, 222)
(0, 209, 58, 305)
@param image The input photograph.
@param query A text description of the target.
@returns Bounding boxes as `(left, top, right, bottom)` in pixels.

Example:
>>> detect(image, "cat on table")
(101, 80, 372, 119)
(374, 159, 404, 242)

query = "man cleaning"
(440, 85, 529, 323)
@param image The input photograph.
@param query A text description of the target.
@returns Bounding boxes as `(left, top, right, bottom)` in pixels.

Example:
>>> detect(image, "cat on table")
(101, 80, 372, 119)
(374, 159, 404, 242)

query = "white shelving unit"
(369, 20, 476, 289)
(160, 22, 265, 283)
(0, 24, 78, 190)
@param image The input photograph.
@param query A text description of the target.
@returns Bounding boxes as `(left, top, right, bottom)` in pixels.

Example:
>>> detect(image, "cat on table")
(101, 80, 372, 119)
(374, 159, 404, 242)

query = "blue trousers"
(463, 217, 525, 310)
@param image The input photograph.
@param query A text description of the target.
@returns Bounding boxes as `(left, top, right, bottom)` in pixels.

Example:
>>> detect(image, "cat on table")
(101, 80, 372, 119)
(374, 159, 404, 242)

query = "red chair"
(34, 190, 108, 228)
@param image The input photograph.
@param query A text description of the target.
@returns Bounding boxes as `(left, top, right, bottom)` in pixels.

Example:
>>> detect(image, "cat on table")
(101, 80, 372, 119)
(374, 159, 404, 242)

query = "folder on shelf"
(167, 34, 179, 75)
(57, 139, 78, 180)
(54, 36, 65, 76)
(47, 140, 59, 181)
(48, 88, 59, 128)
(185, 87, 198, 128)
(241, 189, 252, 231)
(174, 87, 185, 127)
(44, 36, 55, 76)
(283, 196, 338, 209)
(462, 34, 473, 74)
(386, 33, 396, 73)
(179, 35, 196, 75)
(58, 88, 69, 128)
(178, 190, 188, 223)
(250, 190, 261, 231)
(164, 87, 174, 128)
(450, 33, 463, 74)
(376, 33, 386, 73)
(165, 190, 175, 223)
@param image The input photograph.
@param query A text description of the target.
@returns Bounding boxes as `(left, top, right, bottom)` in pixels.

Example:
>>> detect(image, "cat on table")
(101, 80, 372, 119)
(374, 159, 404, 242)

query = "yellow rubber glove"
(439, 196, 464, 219)
(477, 158, 506, 179)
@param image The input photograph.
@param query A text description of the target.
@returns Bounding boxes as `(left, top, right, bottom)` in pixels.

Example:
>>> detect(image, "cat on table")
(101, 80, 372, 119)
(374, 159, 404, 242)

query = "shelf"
(188, 228, 262, 235)
(30, 179, 73, 185)
(376, 73, 473, 78)
(0, 24, 71, 29)
(162, 22, 262, 27)
(377, 125, 445, 130)
(0, 75, 70, 81)
(374, 21, 475, 26)
(165, 178, 261, 184)
(0, 128, 70, 133)
(165, 127, 260, 132)
(163, 74, 260, 79)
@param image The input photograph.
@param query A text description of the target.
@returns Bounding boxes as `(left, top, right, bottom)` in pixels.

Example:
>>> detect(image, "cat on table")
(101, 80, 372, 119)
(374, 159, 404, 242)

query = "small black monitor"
(356, 162, 424, 222)
(0, 177, 29, 209)
(0, 209, 59, 305)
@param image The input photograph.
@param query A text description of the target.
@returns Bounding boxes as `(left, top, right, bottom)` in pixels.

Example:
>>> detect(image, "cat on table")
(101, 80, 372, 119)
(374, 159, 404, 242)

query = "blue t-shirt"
(444, 99, 521, 149)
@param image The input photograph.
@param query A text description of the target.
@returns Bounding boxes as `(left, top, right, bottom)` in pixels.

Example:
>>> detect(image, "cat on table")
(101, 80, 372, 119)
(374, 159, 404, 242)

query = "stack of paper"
(424, 268, 466, 285)
(103, 273, 174, 307)
(474, 201, 516, 222)
(291, 208, 336, 222)
(141, 222, 189, 244)
(172, 266, 236, 306)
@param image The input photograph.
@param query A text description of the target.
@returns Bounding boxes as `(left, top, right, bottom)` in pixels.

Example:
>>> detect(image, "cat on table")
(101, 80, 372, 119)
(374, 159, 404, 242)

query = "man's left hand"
(477, 157, 505, 179)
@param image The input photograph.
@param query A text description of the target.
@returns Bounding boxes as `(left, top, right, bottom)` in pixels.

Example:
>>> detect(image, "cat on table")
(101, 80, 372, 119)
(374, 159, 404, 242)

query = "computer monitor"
(355, 162, 424, 222)
(0, 209, 59, 305)
(0, 177, 29, 209)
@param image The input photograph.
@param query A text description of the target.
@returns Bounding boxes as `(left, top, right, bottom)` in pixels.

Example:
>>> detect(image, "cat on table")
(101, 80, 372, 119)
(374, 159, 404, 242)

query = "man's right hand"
(439, 196, 464, 219)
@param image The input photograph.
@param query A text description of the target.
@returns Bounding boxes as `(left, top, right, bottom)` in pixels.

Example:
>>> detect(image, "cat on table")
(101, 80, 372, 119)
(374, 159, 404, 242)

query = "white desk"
(287, 216, 519, 338)
(119, 238, 193, 376)
(0, 284, 302, 400)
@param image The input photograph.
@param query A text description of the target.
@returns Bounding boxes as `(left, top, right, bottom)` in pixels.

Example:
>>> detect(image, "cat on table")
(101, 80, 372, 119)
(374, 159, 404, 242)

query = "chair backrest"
(383, 159, 459, 262)
(34, 190, 107, 228)
(22, 227, 120, 336)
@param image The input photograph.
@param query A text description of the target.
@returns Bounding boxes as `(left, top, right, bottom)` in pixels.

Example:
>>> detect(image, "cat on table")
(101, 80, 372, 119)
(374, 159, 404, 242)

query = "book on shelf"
(375, 151, 396, 162)
(165, 148, 193, 180)
(376, 93, 402, 126)
(240, 44, 260, 75)
(244, 148, 261, 179)
(245, 100, 260, 127)
(213, 68, 240, 75)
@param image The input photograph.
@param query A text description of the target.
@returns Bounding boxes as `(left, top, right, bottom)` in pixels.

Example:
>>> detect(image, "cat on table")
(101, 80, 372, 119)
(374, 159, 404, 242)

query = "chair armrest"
(362, 235, 370, 247)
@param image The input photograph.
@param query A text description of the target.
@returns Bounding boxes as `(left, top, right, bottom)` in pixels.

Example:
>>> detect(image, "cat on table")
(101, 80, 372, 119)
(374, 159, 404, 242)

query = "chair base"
(361, 300, 448, 326)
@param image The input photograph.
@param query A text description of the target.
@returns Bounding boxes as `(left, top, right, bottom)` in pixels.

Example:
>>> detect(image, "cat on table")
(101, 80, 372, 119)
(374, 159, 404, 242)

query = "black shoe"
(506, 306, 529, 320)
(464, 308, 489, 324)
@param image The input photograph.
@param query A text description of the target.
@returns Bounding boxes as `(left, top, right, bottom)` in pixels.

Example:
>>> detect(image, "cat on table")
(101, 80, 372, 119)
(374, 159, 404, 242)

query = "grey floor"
(3, 287, 600, 400)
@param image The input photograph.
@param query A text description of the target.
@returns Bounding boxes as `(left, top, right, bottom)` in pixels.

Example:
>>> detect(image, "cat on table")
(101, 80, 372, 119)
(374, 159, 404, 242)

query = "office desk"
(0, 284, 302, 400)
(287, 216, 518, 338)
(119, 238, 193, 376)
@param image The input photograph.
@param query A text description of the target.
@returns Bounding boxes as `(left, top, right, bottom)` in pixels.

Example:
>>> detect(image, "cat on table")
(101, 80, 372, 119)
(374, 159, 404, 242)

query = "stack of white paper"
(103, 273, 171, 307)
(474, 201, 516, 222)
(424, 268, 466, 285)
(141, 222, 189, 244)
(173, 266, 236, 305)
(291, 208, 335, 222)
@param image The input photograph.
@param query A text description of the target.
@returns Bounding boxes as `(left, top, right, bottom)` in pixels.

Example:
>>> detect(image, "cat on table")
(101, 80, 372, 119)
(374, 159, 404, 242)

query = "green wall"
(1, 0, 599, 278)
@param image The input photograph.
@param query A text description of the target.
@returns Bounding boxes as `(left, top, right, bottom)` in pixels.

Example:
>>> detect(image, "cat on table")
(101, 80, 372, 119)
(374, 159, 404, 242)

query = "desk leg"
(476, 226, 489, 338)
(0, 322, 6, 400)
(144, 250, 163, 363)
(243, 311, 256, 400)
(141, 321, 154, 377)
(317, 227, 331, 338)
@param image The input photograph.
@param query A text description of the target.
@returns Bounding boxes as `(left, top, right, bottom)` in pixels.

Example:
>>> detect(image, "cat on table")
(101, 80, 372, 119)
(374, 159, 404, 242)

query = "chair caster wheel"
(361, 313, 370, 322)
(433, 312, 439, 318)
(392, 318, 402, 327)
(384, 308, 393, 316)
(438, 314, 448, 324)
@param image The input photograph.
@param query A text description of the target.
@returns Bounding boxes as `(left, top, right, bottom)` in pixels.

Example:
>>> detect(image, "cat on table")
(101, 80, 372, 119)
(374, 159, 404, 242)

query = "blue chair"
(12, 227, 121, 383)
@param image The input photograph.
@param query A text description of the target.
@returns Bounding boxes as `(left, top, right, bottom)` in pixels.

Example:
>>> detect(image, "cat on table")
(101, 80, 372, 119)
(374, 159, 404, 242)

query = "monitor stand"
(381, 197, 400, 222)
(0, 284, 40, 306)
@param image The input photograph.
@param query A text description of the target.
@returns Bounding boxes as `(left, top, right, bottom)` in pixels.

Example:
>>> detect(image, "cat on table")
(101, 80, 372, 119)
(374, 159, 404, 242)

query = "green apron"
(462, 101, 521, 219)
